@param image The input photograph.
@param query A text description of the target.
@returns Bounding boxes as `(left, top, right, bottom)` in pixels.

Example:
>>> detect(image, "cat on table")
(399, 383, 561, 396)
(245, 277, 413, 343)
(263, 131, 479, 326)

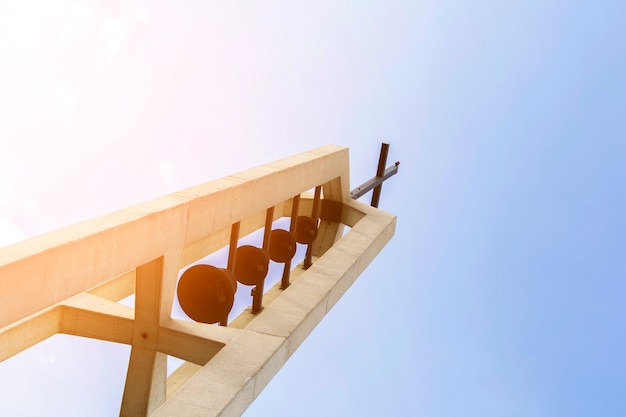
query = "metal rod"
(303, 186, 321, 269)
(281, 195, 300, 289)
(251, 281, 264, 314)
(227, 222, 240, 273)
(262, 206, 274, 251)
(252, 207, 274, 314)
(311, 185, 321, 219)
(289, 195, 300, 233)
(350, 163, 399, 201)
(371, 143, 390, 208)
(221, 221, 241, 326)
(280, 261, 291, 289)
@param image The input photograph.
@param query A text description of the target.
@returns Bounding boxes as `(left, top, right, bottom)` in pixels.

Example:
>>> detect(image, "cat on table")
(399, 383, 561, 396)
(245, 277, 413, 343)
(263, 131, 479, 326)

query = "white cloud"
(101, 15, 129, 59)
(0, 216, 26, 247)
(56, 2, 92, 48)
(0, 0, 67, 58)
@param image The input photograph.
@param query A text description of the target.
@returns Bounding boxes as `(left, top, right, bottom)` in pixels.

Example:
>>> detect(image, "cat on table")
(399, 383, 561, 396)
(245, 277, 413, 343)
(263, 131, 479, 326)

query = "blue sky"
(1, 1, 625, 416)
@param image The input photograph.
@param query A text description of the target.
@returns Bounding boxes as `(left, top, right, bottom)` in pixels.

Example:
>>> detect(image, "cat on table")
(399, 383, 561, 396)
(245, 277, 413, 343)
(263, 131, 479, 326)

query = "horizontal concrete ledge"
(152, 199, 396, 417)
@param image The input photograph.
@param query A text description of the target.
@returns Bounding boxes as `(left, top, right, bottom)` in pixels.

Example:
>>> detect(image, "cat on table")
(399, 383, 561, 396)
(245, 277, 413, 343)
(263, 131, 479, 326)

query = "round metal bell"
(177, 265, 235, 324)
(234, 245, 269, 286)
(295, 216, 318, 244)
(268, 229, 296, 263)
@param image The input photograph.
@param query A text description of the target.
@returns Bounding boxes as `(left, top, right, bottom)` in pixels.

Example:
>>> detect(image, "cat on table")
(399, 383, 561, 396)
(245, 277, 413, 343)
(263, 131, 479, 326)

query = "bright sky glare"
(1, 1, 625, 416)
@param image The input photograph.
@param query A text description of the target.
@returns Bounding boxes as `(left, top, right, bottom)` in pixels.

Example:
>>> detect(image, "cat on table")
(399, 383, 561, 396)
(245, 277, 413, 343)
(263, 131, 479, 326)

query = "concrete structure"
(0, 145, 396, 416)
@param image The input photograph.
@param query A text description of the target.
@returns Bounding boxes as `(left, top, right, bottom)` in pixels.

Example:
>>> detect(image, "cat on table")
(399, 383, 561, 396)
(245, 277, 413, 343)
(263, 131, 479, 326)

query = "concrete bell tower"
(0, 145, 397, 416)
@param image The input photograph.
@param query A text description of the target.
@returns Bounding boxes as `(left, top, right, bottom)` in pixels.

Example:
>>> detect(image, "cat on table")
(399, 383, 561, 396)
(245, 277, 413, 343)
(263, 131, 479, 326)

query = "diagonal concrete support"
(121, 348, 167, 417)
(157, 324, 224, 365)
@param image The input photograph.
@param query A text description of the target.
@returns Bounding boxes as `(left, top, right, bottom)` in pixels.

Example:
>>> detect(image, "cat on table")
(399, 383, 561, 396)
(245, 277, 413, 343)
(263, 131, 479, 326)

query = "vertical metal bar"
(311, 185, 321, 219)
(252, 207, 274, 314)
(251, 284, 264, 314)
(221, 221, 240, 325)
(371, 143, 390, 208)
(226, 222, 240, 273)
(289, 195, 300, 233)
(304, 186, 321, 269)
(281, 195, 300, 289)
(262, 206, 274, 251)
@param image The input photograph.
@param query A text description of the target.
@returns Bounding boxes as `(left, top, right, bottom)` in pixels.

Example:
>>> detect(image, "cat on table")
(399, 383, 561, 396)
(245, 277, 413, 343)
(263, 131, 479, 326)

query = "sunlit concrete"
(0, 145, 396, 416)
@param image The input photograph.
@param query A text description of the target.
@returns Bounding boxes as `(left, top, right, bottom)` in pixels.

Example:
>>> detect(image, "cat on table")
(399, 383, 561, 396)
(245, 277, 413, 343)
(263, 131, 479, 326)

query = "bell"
(234, 245, 269, 286)
(268, 229, 296, 263)
(295, 216, 319, 244)
(177, 265, 236, 324)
